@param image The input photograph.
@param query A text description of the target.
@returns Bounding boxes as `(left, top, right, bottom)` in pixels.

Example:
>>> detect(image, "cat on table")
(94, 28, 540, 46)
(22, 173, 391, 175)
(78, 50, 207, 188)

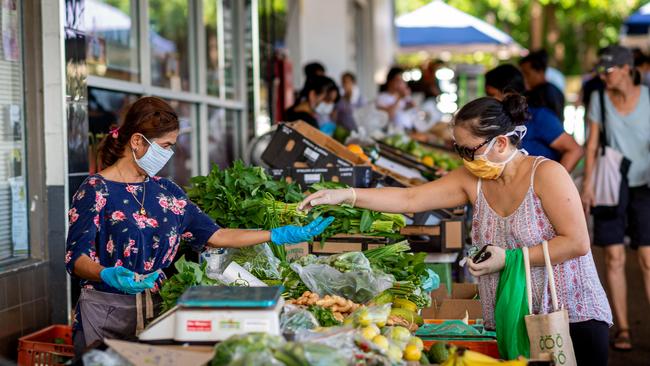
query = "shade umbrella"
(620, 3, 650, 51)
(395, 0, 523, 55)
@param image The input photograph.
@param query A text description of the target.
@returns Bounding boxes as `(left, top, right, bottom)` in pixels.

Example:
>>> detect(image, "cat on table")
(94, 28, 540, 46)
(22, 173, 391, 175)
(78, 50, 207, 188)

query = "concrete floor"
(591, 246, 650, 366)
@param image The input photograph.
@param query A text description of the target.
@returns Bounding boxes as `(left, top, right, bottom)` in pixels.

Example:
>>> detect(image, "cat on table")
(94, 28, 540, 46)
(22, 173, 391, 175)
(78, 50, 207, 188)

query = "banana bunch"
(441, 347, 527, 366)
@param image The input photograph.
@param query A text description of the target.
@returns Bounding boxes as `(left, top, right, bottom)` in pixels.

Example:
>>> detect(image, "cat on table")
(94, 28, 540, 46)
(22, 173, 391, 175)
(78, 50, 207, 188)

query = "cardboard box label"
(187, 320, 212, 332)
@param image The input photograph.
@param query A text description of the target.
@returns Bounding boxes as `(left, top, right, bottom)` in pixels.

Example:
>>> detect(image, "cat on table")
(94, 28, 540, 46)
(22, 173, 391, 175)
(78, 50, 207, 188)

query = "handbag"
(590, 88, 630, 219)
(522, 242, 577, 366)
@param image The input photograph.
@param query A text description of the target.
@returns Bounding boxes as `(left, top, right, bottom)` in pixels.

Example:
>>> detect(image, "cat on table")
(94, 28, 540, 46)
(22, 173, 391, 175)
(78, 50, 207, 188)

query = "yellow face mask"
(463, 138, 520, 180)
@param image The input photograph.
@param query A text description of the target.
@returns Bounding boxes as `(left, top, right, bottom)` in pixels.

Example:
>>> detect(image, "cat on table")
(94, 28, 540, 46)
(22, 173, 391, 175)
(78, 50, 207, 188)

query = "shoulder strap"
(530, 157, 548, 188)
(598, 88, 607, 154)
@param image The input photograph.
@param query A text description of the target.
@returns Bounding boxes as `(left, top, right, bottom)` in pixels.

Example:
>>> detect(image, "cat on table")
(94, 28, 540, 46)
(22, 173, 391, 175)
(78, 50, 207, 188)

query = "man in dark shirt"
(519, 50, 566, 121)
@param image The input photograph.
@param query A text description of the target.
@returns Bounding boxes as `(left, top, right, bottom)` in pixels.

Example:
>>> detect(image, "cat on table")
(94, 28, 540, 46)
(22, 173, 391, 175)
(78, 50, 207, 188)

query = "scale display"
(177, 286, 283, 308)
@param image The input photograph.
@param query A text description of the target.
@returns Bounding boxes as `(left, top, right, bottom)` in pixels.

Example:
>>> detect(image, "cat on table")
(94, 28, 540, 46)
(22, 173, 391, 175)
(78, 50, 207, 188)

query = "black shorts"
(593, 185, 650, 247)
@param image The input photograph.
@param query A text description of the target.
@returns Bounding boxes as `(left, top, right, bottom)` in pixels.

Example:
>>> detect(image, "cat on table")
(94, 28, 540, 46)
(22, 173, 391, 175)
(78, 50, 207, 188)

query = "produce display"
(382, 134, 462, 173)
(149, 161, 506, 366)
(288, 291, 362, 322)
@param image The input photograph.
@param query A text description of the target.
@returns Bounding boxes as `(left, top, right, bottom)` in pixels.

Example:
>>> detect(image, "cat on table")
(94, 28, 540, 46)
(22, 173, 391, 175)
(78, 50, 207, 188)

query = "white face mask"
(132, 134, 174, 177)
(315, 102, 334, 116)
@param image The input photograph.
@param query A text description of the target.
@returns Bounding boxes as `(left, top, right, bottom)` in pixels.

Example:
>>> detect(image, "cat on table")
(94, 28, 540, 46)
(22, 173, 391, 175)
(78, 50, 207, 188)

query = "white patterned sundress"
(472, 157, 612, 330)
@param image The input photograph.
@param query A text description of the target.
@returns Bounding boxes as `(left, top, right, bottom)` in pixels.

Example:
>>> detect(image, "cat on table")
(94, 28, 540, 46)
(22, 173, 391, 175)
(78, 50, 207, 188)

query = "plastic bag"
(230, 243, 282, 280)
(278, 342, 348, 366)
(82, 349, 132, 366)
(495, 248, 530, 360)
(349, 303, 392, 327)
(322, 252, 372, 272)
(228, 349, 285, 366)
(381, 325, 414, 349)
(295, 326, 358, 351)
(211, 333, 285, 366)
(290, 263, 394, 304)
(280, 305, 319, 334)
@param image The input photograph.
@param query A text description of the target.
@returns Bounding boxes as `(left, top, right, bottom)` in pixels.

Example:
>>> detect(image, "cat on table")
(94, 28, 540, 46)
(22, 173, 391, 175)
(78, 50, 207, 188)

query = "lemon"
(361, 325, 380, 341)
(408, 336, 424, 351)
(404, 344, 422, 361)
(372, 335, 389, 350)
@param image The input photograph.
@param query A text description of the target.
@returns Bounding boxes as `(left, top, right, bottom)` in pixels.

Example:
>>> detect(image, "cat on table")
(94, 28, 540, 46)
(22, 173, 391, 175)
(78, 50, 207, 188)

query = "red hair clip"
(109, 126, 120, 138)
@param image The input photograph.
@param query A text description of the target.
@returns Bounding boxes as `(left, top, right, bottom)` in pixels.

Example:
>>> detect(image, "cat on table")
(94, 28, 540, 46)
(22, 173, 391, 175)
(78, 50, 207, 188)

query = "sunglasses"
(453, 139, 491, 161)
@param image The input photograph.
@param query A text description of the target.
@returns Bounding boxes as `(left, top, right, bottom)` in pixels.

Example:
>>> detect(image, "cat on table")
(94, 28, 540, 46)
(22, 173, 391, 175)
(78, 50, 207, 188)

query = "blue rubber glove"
(270, 216, 335, 245)
(420, 268, 440, 293)
(100, 267, 159, 295)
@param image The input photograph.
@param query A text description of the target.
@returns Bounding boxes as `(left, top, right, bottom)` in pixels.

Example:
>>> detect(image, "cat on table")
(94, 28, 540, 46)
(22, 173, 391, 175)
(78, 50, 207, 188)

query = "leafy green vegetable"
(212, 333, 285, 366)
(307, 306, 341, 327)
(185, 161, 305, 261)
(159, 256, 221, 312)
(363, 241, 431, 308)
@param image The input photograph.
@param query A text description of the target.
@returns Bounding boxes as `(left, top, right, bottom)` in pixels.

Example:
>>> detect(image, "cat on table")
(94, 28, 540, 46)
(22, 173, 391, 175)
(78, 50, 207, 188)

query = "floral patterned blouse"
(65, 174, 220, 294)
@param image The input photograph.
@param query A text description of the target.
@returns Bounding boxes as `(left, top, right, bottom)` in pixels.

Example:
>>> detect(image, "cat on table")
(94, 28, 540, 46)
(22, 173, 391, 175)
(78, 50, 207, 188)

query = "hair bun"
(501, 93, 529, 126)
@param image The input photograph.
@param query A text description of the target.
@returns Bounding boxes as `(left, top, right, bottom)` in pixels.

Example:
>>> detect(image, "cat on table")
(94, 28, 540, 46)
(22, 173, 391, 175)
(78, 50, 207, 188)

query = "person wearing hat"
(581, 45, 650, 351)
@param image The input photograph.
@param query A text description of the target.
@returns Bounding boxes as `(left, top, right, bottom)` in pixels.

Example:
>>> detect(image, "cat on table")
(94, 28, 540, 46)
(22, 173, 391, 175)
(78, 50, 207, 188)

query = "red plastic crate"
(17, 325, 74, 366)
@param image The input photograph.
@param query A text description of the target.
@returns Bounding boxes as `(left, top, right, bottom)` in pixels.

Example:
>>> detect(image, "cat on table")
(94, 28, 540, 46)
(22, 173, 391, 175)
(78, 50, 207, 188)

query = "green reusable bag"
(495, 248, 530, 360)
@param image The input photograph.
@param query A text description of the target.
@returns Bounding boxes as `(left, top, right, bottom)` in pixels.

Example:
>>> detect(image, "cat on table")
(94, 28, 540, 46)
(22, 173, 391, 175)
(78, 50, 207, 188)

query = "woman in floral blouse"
(66, 97, 332, 354)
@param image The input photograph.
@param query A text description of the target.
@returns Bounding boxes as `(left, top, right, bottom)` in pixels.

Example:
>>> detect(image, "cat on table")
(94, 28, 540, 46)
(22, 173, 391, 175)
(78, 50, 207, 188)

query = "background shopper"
(582, 45, 650, 351)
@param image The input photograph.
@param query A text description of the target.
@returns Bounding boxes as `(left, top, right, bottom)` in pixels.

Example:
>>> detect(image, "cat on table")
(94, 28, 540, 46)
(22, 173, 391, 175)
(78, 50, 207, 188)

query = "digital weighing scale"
(139, 286, 284, 343)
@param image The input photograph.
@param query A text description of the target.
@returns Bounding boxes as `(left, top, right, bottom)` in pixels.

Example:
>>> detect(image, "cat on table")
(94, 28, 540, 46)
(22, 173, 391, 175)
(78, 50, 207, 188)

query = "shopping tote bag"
(522, 242, 576, 366)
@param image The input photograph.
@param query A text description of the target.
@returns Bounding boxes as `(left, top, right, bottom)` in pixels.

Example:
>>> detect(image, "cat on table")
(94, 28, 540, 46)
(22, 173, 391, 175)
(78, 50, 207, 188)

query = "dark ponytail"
(97, 96, 179, 169)
(453, 94, 529, 145)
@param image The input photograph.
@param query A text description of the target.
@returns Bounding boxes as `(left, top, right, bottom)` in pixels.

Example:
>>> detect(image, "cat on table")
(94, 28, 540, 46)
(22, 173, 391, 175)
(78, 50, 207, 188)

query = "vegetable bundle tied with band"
(185, 162, 405, 257)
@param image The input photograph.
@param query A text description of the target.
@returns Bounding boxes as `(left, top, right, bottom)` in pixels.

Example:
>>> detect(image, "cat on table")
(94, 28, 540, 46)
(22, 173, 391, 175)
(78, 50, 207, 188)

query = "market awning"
(395, 0, 523, 55)
(623, 3, 650, 35)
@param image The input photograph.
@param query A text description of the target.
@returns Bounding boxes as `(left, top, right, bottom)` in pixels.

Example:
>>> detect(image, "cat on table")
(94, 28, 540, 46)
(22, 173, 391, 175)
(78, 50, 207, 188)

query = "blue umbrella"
(623, 3, 650, 35)
(396, 0, 522, 54)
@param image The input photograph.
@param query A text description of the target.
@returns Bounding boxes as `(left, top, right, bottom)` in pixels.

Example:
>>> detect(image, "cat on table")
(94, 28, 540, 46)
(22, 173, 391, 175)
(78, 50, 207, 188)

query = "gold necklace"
(117, 163, 147, 216)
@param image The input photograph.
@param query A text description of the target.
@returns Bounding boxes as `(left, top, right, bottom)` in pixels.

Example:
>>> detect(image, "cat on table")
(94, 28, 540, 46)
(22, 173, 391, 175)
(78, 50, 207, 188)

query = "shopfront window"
(149, 0, 191, 91)
(0, 0, 27, 261)
(222, 0, 237, 99)
(84, 0, 139, 82)
(88, 87, 139, 173)
(158, 100, 195, 187)
(204, 0, 220, 97)
(208, 107, 237, 169)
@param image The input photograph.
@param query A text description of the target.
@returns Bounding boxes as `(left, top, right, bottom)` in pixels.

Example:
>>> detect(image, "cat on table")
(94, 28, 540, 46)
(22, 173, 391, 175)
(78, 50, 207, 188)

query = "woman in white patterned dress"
(300, 94, 612, 365)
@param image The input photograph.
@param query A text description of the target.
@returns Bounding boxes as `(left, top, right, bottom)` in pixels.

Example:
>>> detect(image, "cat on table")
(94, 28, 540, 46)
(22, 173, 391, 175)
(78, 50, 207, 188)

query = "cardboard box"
(262, 121, 367, 168)
(310, 234, 389, 254)
(422, 283, 482, 320)
(285, 242, 309, 261)
(105, 339, 214, 366)
(267, 166, 373, 189)
(404, 218, 466, 253)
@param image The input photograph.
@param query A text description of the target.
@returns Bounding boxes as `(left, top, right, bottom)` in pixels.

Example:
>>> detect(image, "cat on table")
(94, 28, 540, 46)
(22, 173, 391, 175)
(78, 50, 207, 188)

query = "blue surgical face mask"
(315, 102, 334, 116)
(132, 134, 174, 177)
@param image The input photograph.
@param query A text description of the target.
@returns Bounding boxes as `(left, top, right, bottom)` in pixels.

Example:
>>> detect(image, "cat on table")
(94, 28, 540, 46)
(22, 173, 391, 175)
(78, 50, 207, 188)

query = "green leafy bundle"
(186, 161, 304, 228)
(363, 242, 431, 308)
(307, 182, 406, 243)
(159, 256, 221, 312)
(186, 161, 305, 261)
